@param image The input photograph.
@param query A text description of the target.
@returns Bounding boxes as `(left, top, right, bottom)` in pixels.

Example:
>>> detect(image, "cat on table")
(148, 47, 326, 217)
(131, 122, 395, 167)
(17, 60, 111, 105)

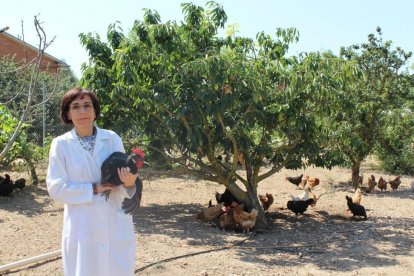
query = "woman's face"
(67, 94, 96, 130)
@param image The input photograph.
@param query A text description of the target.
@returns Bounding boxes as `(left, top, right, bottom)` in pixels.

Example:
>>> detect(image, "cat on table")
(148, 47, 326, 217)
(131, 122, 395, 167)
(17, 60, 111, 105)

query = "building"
(0, 29, 69, 74)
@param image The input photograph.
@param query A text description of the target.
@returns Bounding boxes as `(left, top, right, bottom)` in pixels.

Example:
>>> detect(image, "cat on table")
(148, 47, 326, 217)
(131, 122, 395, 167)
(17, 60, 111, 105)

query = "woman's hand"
(118, 167, 138, 188)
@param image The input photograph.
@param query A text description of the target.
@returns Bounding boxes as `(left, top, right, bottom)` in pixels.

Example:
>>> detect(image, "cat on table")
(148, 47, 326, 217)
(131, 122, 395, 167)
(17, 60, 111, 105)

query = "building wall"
(0, 34, 62, 74)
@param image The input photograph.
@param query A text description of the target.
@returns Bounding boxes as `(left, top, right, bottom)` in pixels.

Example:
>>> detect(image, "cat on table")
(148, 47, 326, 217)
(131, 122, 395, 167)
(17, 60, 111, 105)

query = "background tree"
(328, 27, 413, 188)
(375, 104, 414, 175)
(0, 17, 78, 182)
(80, 2, 358, 228)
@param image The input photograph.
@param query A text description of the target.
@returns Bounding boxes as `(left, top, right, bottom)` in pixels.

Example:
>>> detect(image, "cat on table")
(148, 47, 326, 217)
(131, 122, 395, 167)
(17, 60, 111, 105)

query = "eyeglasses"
(70, 103, 93, 112)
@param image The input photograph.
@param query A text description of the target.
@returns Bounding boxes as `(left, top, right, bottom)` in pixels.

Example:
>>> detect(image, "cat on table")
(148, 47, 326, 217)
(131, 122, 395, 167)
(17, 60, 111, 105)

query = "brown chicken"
(366, 175, 377, 192)
(388, 176, 401, 191)
(259, 193, 274, 211)
(306, 176, 320, 189)
(232, 203, 258, 233)
(358, 175, 363, 186)
(196, 201, 224, 223)
(377, 177, 387, 191)
(219, 206, 238, 230)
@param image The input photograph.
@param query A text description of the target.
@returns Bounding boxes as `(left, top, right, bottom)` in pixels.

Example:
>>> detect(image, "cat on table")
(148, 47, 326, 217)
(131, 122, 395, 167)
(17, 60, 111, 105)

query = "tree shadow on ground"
(0, 184, 61, 216)
(133, 202, 413, 273)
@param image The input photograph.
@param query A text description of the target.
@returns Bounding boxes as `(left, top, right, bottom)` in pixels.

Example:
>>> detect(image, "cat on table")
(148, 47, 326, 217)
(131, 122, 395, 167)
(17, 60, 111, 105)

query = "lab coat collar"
(68, 127, 111, 156)
(94, 127, 111, 155)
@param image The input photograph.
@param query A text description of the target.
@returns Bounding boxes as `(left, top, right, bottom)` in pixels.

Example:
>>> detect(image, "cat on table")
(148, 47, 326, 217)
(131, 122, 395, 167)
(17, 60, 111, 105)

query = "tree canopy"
(329, 27, 413, 186)
(79, 2, 413, 227)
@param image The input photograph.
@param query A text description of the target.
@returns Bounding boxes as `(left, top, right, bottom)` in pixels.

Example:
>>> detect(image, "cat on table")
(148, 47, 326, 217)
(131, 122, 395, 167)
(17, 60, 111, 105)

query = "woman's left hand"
(118, 167, 138, 188)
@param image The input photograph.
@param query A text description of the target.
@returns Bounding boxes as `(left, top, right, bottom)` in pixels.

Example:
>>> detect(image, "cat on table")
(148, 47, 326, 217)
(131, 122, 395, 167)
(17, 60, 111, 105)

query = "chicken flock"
(196, 173, 406, 233)
(0, 174, 26, 197)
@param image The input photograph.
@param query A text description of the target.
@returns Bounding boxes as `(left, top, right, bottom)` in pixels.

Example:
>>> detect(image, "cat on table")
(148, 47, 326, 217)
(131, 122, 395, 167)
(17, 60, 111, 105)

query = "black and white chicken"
(287, 198, 315, 215)
(100, 148, 145, 215)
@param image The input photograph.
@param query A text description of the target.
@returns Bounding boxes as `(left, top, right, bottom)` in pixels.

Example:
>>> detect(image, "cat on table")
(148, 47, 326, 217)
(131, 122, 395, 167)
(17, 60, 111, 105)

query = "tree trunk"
(27, 159, 39, 185)
(244, 160, 268, 231)
(248, 191, 267, 231)
(351, 160, 361, 190)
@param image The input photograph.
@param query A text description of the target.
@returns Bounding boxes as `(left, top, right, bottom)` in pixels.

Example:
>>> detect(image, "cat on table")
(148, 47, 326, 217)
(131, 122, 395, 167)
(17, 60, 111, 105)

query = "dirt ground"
(1, 163, 413, 276)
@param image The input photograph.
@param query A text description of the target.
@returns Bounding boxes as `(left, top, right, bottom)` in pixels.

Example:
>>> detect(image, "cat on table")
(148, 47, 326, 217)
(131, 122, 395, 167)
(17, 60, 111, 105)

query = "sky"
(2, 0, 413, 78)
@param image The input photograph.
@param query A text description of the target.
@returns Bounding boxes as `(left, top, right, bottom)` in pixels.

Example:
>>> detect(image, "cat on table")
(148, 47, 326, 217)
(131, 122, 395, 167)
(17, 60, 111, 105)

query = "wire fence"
(26, 99, 71, 147)
(1, 83, 71, 167)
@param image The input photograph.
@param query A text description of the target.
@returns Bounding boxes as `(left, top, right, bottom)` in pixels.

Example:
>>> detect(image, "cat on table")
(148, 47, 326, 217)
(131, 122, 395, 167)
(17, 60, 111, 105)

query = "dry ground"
(1, 164, 413, 276)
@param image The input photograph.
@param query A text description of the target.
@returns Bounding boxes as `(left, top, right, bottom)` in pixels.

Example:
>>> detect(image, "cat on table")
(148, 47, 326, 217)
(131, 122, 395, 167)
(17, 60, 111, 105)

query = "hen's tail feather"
(122, 177, 143, 215)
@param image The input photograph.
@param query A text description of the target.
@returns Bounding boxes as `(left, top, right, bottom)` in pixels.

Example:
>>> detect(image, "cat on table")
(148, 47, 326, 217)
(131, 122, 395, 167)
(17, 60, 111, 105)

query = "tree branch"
(0, 16, 57, 162)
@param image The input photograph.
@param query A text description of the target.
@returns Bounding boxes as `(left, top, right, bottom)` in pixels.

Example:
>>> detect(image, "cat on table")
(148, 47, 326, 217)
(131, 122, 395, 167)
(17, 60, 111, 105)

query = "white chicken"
(290, 187, 312, 201)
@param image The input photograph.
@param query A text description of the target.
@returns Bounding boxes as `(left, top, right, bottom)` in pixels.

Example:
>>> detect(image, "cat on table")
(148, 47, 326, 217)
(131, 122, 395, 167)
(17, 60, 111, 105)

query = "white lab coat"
(46, 127, 136, 276)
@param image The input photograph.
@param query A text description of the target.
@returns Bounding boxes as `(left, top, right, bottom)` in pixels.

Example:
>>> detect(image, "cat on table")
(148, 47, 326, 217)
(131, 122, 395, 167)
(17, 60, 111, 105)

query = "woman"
(46, 87, 138, 276)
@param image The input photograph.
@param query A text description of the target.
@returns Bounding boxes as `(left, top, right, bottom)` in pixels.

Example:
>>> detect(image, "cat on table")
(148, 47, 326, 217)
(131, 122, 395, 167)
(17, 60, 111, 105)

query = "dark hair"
(60, 87, 101, 124)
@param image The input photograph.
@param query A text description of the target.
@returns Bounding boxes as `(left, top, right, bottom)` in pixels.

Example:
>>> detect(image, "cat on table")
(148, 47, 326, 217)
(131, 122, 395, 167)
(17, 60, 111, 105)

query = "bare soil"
(1, 164, 414, 276)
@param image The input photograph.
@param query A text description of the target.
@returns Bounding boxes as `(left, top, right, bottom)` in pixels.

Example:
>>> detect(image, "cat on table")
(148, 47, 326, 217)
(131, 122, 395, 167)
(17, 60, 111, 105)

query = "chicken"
(100, 148, 145, 215)
(215, 188, 241, 207)
(377, 177, 387, 191)
(358, 175, 363, 186)
(219, 206, 237, 230)
(306, 176, 320, 189)
(345, 195, 367, 220)
(232, 202, 258, 233)
(0, 174, 14, 197)
(258, 193, 274, 211)
(14, 178, 26, 190)
(388, 176, 401, 191)
(366, 175, 376, 193)
(286, 174, 303, 187)
(290, 187, 312, 201)
(352, 188, 362, 205)
(287, 198, 315, 215)
(197, 202, 225, 223)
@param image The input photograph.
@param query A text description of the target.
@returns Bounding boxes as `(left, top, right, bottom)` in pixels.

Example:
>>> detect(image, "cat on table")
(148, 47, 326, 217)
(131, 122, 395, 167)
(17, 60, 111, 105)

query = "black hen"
(14, 178, 26, 190)
(286, 174, 303, 186)
(0, 174, 14, 197)
(215, 188, 242, 207)
(287, 198, 315, 215)
(100, 148, 145, 215)
(345, 195, 367, 220)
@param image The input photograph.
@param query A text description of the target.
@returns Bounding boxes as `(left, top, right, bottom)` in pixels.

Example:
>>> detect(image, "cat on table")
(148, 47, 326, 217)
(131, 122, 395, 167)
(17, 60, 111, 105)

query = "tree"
(330, 27, 413, 188)
(80, 2, 356, 228)
(375, 104, 414, 175)
(0, 16, 78, 182)
(0, 16, 57, 161)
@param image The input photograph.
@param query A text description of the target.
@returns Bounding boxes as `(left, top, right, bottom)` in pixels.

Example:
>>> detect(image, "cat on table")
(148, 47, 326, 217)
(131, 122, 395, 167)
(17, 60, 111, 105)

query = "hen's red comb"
(131, 148, 145, 158)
